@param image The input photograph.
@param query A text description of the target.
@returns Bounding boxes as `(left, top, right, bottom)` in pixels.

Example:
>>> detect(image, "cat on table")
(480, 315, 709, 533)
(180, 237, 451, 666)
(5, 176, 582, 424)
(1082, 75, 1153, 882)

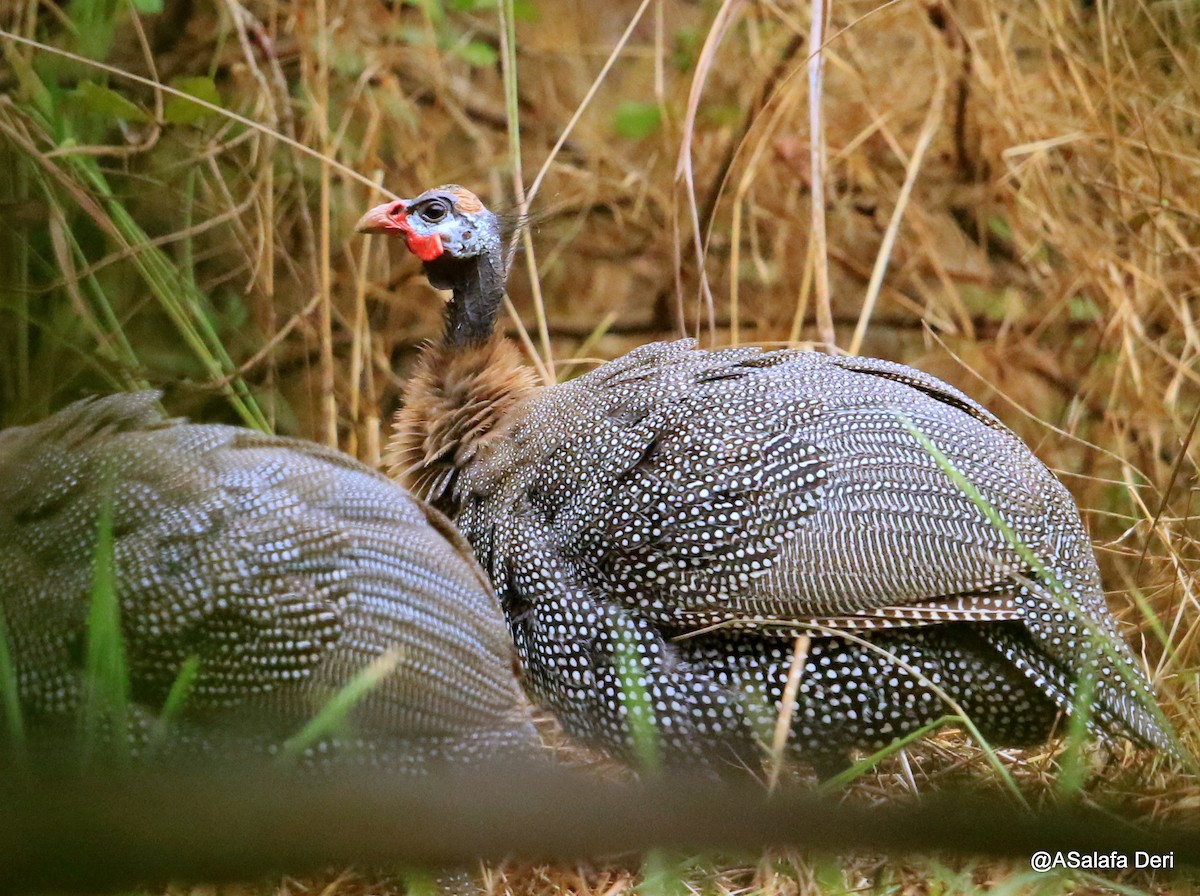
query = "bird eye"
(421, 201, 448, 223)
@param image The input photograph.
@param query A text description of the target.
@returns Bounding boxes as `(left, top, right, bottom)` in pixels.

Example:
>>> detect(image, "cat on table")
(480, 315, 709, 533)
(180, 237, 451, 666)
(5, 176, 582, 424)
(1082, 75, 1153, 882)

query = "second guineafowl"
(358, 185, 1178, 774)
(0, 392, 541, 767)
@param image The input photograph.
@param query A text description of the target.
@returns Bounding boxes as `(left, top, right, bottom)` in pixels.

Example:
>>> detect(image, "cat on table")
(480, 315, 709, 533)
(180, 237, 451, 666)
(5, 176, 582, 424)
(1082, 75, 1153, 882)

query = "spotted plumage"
(360, 186, 1179, 773)
(0, 391, 540, 767)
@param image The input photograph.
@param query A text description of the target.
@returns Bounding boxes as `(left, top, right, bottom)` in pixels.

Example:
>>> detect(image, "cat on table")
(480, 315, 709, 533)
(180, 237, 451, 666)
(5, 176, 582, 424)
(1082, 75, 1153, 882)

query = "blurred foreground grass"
(1, 0, 1198, 893)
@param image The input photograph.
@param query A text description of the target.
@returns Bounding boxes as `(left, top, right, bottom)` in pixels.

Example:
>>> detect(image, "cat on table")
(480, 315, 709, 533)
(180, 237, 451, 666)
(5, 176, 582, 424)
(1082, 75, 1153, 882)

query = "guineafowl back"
(0, 392, 539, 766)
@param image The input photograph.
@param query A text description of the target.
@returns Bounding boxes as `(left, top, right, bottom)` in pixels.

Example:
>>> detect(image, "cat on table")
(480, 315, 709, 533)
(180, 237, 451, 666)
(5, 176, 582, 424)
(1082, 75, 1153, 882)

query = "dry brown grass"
(1, 0, 1198, 892)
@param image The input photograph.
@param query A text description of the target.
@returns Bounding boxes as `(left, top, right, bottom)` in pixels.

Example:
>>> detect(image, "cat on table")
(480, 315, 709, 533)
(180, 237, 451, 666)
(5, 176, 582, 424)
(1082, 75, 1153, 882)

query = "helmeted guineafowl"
(0, 391, 540, 767)
(357, 185, 1180, 774)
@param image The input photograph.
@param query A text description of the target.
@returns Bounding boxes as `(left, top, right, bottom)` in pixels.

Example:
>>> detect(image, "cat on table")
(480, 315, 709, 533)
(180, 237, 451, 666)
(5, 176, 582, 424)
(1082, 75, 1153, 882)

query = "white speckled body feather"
(0, 392, 539, 766)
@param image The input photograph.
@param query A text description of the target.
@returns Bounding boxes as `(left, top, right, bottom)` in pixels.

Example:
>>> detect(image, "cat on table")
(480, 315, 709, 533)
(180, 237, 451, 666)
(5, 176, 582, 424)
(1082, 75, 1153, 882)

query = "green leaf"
(164, 76, 221, 125)
(511, 0, 539, 21)
(454, 39, 498, 67)
(1067, 295, 1101, 322)
(613, 101, 662, 140)
(958, 283, 1026, 323)
(672, 27, 700, 71)
(330, 45, 366, 77)
(986, 214, 1013, 241)
(131, 0, 164, 12)
(393, 25, 433, 46)
(702, 102, 742, 128)
(72, 81, 151, 124)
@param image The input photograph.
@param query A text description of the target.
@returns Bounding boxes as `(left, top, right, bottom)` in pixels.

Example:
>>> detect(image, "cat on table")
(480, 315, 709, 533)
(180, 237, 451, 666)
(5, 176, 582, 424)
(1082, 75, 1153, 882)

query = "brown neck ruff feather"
(387, 335, 537, 510)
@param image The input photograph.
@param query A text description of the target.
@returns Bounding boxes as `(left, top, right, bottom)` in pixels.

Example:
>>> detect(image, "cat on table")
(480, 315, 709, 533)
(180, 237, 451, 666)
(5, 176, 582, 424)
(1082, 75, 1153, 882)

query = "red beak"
(355, 201, 407, 234)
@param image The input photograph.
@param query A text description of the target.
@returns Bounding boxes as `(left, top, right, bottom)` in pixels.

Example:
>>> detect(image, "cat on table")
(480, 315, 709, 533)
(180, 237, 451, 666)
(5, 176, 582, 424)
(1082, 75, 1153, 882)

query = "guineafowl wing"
(521, 341, 1065, 624)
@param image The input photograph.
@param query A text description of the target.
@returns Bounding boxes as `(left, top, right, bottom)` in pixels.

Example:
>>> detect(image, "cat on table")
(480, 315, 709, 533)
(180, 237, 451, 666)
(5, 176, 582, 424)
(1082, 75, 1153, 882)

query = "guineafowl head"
(358, 186, 506, 345)
(357, 185, 501, 281)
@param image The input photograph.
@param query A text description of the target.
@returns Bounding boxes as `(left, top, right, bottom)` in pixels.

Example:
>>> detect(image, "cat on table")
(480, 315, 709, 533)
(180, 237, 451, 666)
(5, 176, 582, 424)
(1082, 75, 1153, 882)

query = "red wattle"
(407, 231, 444, 261)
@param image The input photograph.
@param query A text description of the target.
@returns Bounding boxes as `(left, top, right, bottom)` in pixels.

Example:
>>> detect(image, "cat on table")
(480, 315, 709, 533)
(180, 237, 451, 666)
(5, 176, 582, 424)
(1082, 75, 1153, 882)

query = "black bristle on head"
(494, 203, 538, 277)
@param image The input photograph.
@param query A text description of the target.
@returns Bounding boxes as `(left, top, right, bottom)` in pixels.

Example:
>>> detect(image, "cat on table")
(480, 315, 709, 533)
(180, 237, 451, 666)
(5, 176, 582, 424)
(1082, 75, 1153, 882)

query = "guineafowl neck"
(391, 245, 537, 512)
(427, 252, 506, 346)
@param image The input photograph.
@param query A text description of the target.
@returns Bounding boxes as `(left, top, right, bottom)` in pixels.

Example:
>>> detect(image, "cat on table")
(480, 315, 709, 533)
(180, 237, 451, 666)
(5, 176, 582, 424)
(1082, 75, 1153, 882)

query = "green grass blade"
(145, 654, 201, 755)
(819, 714, 961, 792)
(159, 655, 201, 723)
(613, 626, 663, 776)
(1056, 655, 1099, 797)
(66, 156, 269, 431)
(279, 647, 402, 761)
(0, 603, 28, 767)
(80, 467, 131, 765)
(639, 849, 691, 896)
(897, 412, 1188, 764)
